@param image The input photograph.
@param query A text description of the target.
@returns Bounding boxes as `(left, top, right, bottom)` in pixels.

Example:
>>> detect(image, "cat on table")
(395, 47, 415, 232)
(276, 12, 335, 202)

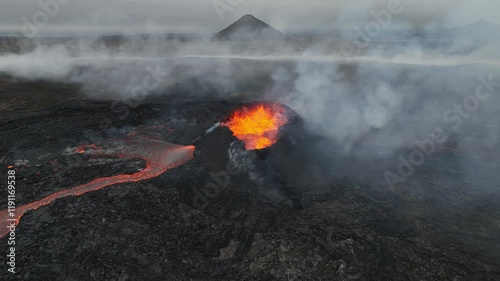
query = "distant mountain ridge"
(453, 19, 500, 34)
(214, 14, 289, 41)
(456, 19, 497, 30)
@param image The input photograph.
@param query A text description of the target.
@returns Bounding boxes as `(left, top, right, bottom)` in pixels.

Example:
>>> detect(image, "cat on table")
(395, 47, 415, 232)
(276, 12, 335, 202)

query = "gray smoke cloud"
(0, 28, 499, 149)
(0, 6, 499, 191)
(0, 4, 499, 264)
(0, 0, 498, 34)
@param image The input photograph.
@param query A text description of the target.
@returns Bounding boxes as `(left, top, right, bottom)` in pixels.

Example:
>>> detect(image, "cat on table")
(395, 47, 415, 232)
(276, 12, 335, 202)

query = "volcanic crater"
(1, 95, 499, 280)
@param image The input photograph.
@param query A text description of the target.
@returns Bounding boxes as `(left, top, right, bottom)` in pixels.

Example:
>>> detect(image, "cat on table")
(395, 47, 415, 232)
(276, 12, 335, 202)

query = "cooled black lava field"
(1, 80, 499, 280)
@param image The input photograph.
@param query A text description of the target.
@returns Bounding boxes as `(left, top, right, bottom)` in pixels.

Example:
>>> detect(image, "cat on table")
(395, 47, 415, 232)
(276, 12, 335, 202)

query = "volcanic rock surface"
(0, 95, 499, 281)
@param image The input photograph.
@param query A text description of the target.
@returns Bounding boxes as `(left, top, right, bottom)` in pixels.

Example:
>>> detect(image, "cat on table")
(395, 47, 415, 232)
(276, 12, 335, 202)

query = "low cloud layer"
(0, 0, 499, 35)
(0, 8, 499, 190)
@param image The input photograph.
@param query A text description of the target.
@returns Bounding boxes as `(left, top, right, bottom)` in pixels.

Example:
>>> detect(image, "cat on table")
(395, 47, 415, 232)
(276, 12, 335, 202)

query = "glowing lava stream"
(0, 136, 195, 239)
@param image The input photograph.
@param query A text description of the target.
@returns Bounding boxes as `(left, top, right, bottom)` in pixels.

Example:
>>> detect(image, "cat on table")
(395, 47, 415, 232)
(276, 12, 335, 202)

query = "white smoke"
(0, 20, 498, 158)
(0, 45, 74, 80)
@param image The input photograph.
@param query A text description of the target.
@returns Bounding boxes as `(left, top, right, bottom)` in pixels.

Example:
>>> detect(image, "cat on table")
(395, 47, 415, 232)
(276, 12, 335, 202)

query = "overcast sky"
(0, 0, 498, 34)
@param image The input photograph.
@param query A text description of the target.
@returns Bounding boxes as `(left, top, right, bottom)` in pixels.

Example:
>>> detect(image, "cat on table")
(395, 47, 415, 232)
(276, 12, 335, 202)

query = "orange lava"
(223, 104, 289, 150)
(0, 136, 195, 239)
(75, 144, 100, 154)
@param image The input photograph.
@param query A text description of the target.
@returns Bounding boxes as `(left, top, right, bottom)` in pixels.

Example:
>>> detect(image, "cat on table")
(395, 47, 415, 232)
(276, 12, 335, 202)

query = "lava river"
(0, 136, 195, 239)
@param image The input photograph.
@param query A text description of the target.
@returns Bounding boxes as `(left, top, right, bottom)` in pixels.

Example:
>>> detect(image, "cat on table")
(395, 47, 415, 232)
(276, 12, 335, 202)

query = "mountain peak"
(452, 19, 500, 41)
(214, 14, 289, 41)
(456, 19, 499, 33)
(457, 19, 497, 31)
(467, 19, 493, 27)
(239, 14, 258, 21)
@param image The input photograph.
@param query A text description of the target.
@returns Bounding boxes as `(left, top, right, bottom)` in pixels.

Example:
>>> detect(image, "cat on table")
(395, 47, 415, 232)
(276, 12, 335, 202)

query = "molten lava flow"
(223, 103, 289, 150)
(75, 144, 100, 154)
(0, 136, 195, 239)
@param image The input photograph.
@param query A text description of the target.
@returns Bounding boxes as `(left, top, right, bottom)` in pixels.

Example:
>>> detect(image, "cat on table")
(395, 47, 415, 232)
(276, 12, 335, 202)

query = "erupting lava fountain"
(222, 103, 289, 150)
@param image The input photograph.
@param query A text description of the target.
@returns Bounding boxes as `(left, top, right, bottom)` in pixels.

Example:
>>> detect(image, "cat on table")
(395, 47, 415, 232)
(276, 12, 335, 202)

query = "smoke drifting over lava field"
(0, 7, 500, 281)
